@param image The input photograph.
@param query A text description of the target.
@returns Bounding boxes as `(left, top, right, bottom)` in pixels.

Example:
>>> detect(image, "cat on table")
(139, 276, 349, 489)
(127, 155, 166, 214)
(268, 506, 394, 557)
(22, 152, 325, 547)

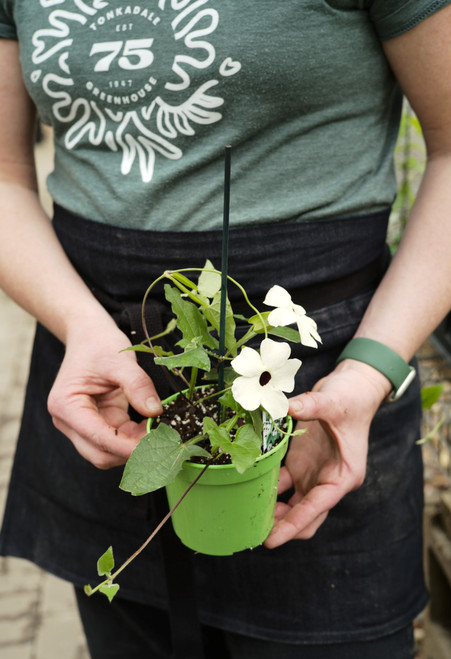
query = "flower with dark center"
(231, 338, 301, 419)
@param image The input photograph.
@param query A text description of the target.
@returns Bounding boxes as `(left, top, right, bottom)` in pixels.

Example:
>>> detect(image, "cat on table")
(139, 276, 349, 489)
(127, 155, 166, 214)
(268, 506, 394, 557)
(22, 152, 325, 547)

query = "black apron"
(0, 205, 427, 643)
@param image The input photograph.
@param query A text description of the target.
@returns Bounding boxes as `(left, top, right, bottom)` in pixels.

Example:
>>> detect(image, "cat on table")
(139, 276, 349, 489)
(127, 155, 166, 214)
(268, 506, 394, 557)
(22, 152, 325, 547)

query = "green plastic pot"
(164, 415, 292, 556)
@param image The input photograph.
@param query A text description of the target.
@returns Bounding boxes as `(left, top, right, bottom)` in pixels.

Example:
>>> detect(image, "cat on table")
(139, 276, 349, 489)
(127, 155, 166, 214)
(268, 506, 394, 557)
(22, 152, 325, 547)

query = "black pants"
(75, 588, 415, 659)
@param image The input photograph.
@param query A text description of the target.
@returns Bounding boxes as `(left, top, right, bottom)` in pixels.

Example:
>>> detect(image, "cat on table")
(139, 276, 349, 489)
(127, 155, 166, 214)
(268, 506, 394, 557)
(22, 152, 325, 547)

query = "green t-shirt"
(0, 1, 449, 231)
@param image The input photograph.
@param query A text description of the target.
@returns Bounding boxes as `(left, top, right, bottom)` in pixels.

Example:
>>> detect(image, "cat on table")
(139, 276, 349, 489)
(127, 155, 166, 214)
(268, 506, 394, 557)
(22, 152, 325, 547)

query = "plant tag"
(262, 411, 283, 453)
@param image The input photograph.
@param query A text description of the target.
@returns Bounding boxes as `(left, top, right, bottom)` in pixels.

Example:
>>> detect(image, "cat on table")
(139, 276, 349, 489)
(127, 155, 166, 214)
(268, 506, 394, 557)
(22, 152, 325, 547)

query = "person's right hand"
(265, 358, 391, 548)
(47, 316, 163, 469)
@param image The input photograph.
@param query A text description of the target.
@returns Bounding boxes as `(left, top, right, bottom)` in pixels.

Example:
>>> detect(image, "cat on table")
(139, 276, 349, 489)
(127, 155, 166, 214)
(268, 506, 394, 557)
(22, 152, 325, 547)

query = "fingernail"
(146, 396, 162, 413)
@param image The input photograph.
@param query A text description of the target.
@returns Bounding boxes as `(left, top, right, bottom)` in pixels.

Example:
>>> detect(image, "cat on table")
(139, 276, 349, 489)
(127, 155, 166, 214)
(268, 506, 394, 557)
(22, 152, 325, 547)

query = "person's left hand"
(264, 360, 391, 548)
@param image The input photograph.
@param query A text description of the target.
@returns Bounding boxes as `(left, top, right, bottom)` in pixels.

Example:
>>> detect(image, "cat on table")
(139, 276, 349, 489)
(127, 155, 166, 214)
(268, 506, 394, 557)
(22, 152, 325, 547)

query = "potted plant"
(84, 261, 321, 602)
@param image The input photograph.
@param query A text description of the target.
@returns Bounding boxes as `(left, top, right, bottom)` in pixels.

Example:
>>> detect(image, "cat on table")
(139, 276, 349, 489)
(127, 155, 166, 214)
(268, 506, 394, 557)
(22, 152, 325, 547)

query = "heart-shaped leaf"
(120, 424, 210, 495)
(268, 326, 302, 342)
(231, 425, 262, 472)
(155, 346, 211, 371)
(203, 417, 231, 454)
(248, 312, 302, 342)
(203, 418, 261, 473)
(197, 259, 221, 298)
(421, 383, 444, 409)
(99, 583, 120, 603)
(97, 546, 115, 577)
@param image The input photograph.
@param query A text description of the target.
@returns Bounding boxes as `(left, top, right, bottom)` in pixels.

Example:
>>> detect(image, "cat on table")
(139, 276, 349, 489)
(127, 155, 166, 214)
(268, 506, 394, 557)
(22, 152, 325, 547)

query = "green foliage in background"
(390, 104, 425, 252)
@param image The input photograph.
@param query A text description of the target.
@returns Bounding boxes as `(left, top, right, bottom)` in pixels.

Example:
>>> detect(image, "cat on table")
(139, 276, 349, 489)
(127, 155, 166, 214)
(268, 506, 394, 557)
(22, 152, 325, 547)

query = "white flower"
(264, 285, 322, 349)
(231, 338, 301, 419)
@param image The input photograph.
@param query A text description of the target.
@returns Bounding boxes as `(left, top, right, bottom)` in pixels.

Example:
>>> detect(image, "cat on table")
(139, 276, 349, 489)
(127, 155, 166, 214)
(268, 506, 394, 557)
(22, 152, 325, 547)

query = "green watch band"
(336, 338, 416, 402)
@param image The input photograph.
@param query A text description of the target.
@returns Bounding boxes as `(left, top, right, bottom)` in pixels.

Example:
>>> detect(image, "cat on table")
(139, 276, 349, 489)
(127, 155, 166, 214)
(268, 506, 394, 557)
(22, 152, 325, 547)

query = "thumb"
(118, 361, 163, 418)
(288, 390, 336, 423)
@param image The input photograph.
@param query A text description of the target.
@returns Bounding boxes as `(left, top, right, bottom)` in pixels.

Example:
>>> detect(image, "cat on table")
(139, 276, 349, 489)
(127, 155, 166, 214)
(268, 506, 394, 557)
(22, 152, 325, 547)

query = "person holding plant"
(1, 1, 451, 657)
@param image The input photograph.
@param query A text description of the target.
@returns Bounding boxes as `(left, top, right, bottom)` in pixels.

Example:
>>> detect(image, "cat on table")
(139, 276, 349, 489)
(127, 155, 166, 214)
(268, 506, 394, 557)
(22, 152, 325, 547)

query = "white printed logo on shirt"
(30, 0, 242, 182)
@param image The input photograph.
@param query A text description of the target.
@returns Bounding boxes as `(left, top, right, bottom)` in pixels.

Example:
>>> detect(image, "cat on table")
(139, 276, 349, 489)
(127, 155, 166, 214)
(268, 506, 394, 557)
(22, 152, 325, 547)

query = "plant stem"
(224, 414, 239, 433)
(87, 461, 213, 597)
(168, 274, 207, 306)
(232, 328, 257, 353)
(188, 367, 198, 400)
(184, 433, 207, 446)
(197, 385, 230, 404)
(140, 274, 191, 401)
(160, 267, 267, 333)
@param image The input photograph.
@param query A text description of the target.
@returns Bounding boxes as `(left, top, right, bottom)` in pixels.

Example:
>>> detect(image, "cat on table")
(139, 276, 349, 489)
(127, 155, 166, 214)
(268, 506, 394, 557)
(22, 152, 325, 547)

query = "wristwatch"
(336, 337, 416, 402)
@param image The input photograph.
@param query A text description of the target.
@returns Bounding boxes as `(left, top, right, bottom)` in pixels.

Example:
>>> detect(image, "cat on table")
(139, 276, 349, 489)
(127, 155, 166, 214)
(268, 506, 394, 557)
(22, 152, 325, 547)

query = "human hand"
(264, 360, 392, 548)
(47, 316, 163, 470)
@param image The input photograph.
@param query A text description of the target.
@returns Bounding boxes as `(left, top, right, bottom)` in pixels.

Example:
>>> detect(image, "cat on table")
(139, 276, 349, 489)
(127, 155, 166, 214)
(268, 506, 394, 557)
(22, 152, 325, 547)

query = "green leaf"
(99, 583, 120, 603)
(202, 291, 237, 354)
(249, 409, 263, 437)
(84, 585, 93, 596)
(203, 417, 231, 453)
(203, 418, 261, 473)
(153, 345, 174, 357)
(97, 546, 115, 577)
(217, 390, 253, 425)
(231, 425, 262, 472)
(165, 284, 217, 349)
(248, 312, 302, 342)
(198, 259, 221, 298)
(248, 311, 271, 333)
(421, 383, 444, 410)
(218, 389, 244, 413)
(120, 424, 210, 495)
(155, 346, 211, 371)
(268, 326, 301, 342)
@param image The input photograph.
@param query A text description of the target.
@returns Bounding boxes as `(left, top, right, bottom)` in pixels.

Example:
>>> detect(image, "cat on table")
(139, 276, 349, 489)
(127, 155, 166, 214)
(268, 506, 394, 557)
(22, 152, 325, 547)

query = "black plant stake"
(217, 145, 231, 420)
